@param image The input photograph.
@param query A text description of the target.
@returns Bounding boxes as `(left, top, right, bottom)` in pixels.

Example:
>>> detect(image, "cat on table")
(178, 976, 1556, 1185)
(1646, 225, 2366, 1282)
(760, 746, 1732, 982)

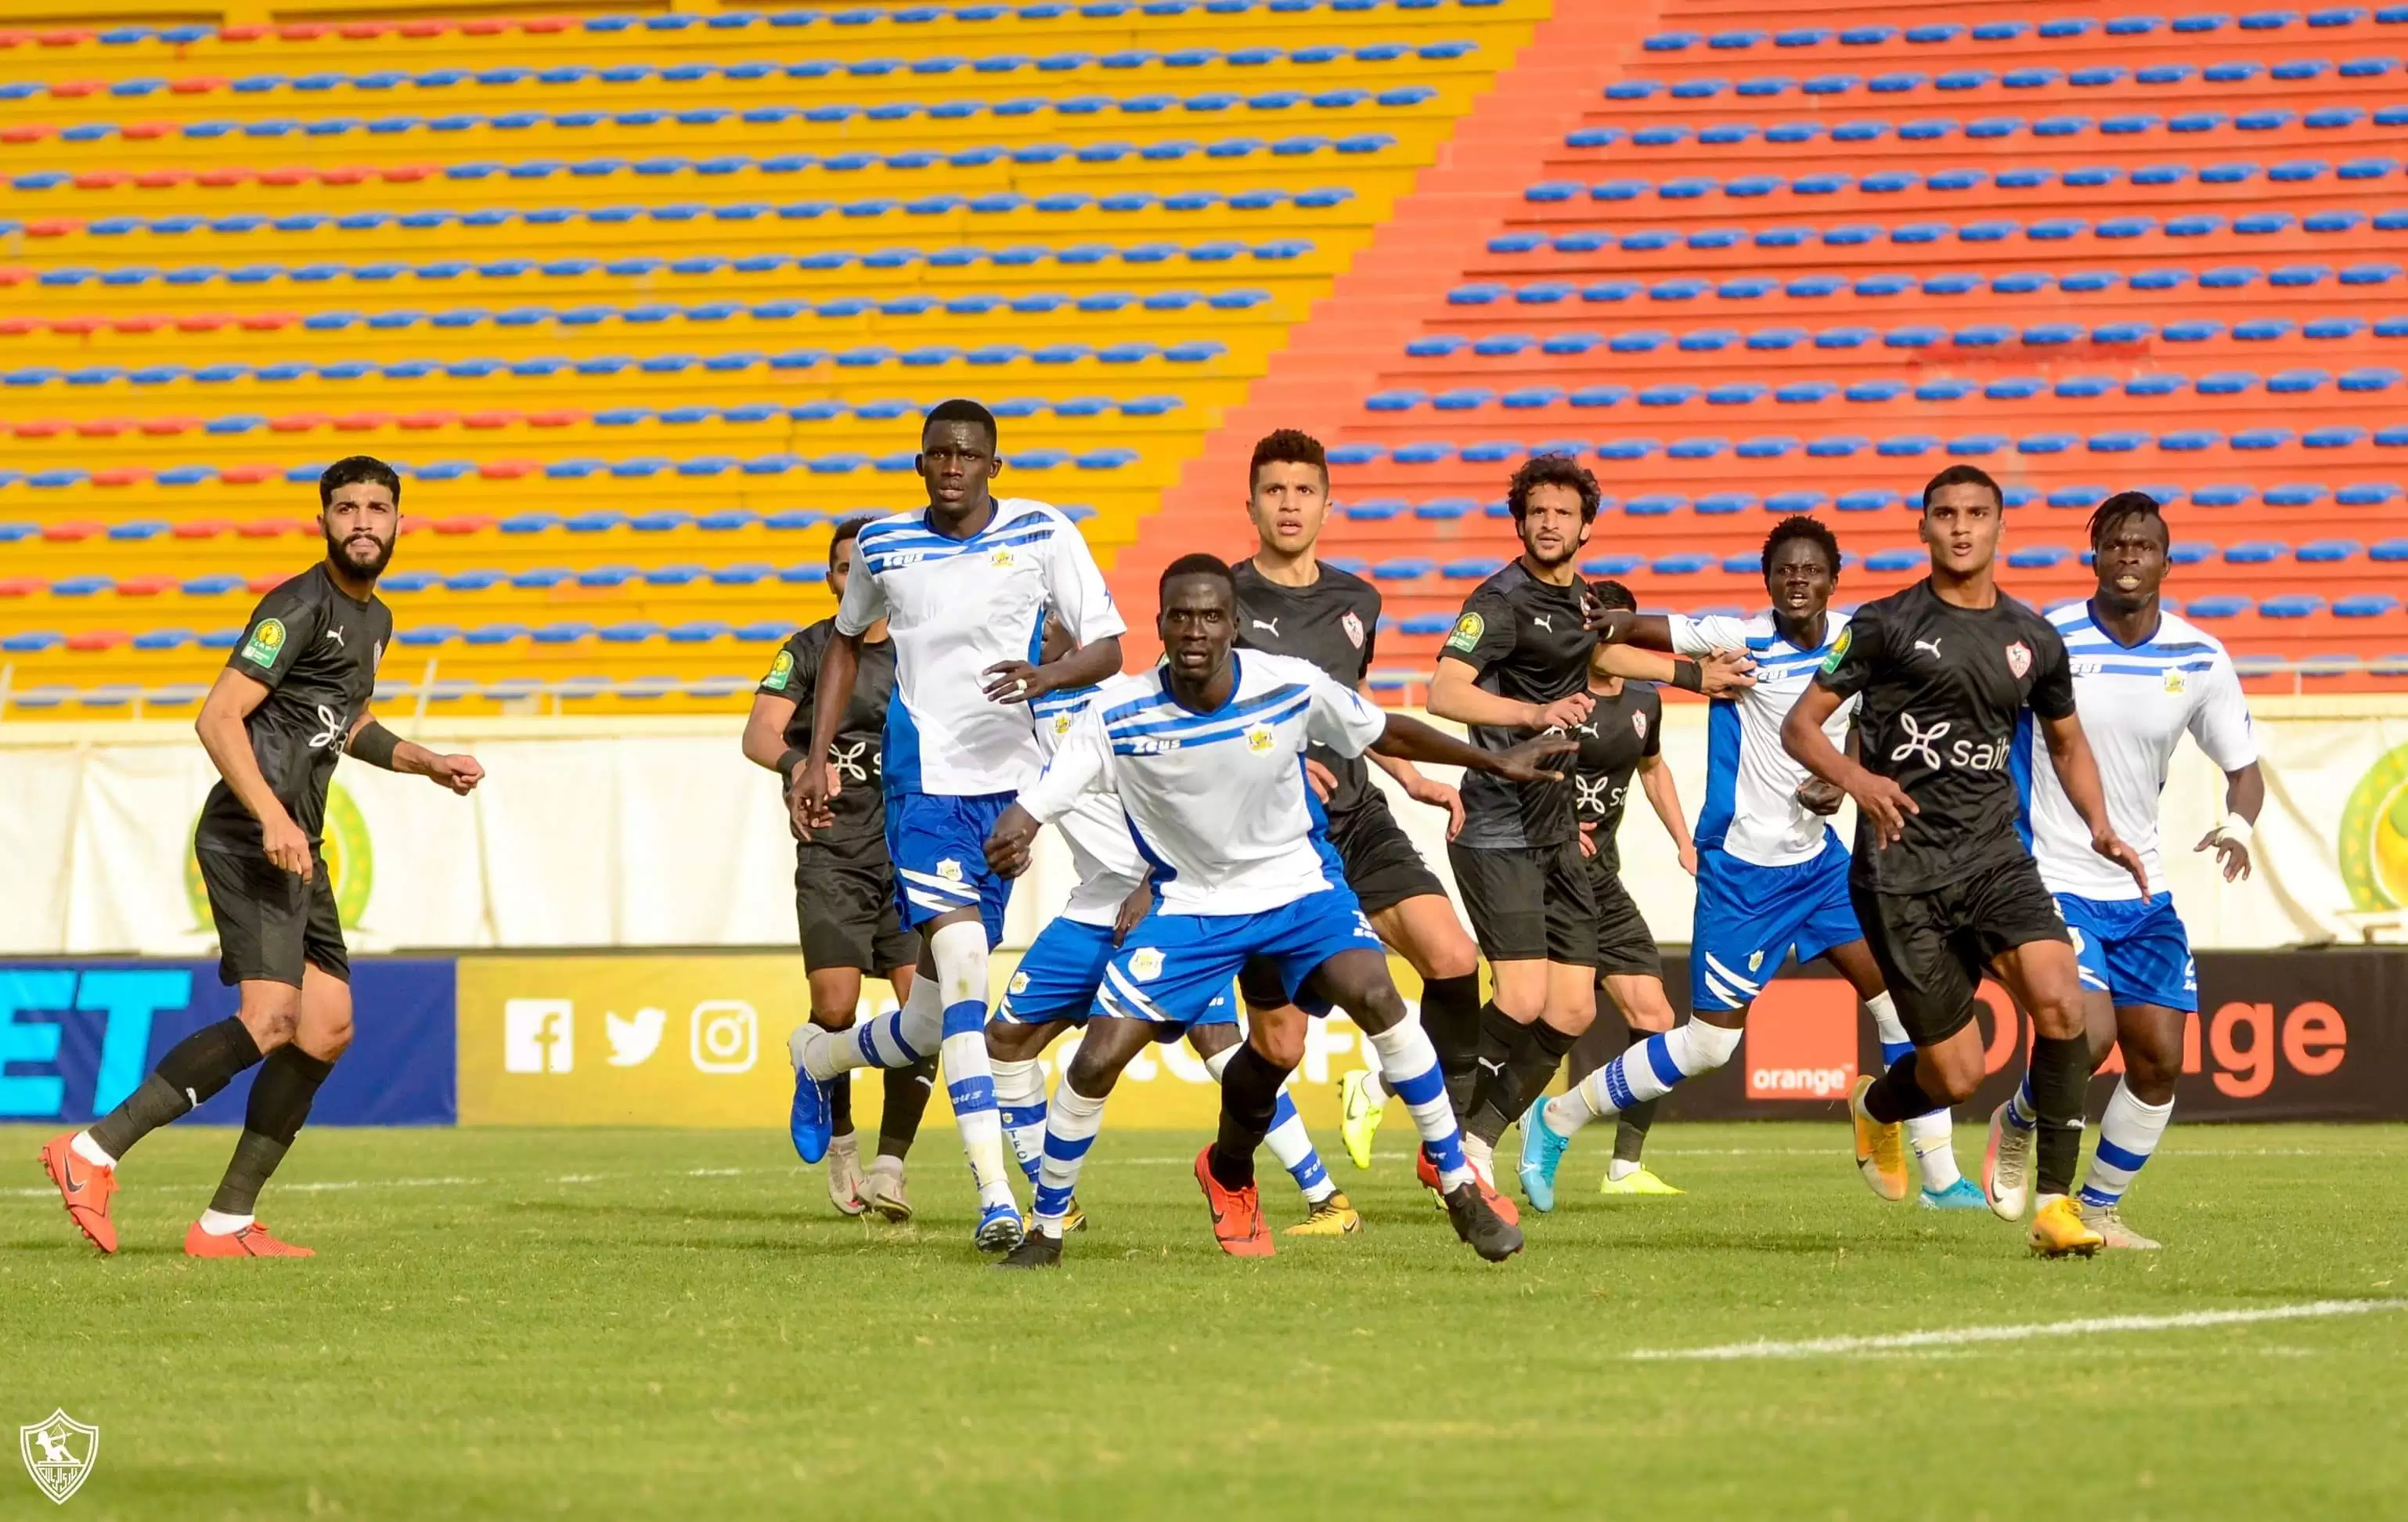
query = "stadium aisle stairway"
(1129, 0, 2408, 693)
(0, 0, 1545, 716)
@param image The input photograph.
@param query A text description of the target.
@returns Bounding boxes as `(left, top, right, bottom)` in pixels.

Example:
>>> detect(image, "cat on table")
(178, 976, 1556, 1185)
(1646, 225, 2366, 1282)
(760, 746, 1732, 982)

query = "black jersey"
(194, 563, 391, 857)
(1572, 680, 1662, 875)
(1231, 557, 1382, 814)
(759, 619, 896, 848)
(1442, 561, 1595, 849)
(1815, 577, 2075, 895)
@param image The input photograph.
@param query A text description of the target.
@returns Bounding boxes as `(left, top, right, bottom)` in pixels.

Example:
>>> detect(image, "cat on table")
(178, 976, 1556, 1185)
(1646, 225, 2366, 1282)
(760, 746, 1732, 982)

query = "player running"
(789, 400, 1126, 1255)
(983, 556, 1570, 1267)
(1781, 465, 2147, 1258)
(1523, 518, 1986, 1212)
(40, 456, 484, 1258)
(742, 515, 937, 1221)
(1428, 453, 1746, 1191)
(986, 621, 1350, 1237)
(1991, 491, 2263, 1249)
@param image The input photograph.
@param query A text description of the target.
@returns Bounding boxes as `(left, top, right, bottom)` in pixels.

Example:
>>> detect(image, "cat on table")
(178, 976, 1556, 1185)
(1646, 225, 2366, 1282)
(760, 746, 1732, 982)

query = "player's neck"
(1588, 674, 1624, 699)
(924, 493, 997, 541)
(2088, 593, 2161, 649)
(1249, 544, 1320, 588)
(1517, 550, 1579, 587)
(323, 555, 377, 604)
(1772, 607, 1827, 651)
(1927, 563, 1999, 611)
(1166, 654, 1238, 714)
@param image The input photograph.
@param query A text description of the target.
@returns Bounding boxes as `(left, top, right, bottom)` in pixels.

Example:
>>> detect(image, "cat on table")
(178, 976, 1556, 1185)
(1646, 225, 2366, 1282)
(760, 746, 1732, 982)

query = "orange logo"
(1743, 981, 1858, 1101)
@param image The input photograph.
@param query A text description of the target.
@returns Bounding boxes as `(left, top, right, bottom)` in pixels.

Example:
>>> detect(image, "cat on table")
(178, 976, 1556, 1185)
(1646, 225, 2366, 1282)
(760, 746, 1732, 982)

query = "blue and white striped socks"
(990, 1055, 1047, 1185)
(1265, 1091, 1335, 1204)
(1544, 1019, 1741, 1138)
(2078, 1080, 2173, 1210)
(1033, 1080, 1106, 1237)
(802, 977, 939, 1080)
(1364, 1017, 1473, 1190)
(929, 920, 1016, 1214)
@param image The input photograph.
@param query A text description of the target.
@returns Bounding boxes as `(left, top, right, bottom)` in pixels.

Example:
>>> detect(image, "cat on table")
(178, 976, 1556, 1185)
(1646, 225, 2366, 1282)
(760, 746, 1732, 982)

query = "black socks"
(209, 1045, 334, 1217)
(1463, 1001, 1527, 1145)
(1208, 1044, 1285, 1191)
(878, 1058, 938, 1160)
(1862, 1049, 1952, 1125)
(89, 1016, 264, 1159)
(2027, 1033, 2091, 1197)
(1613, 1022, 1660, 1164)
(1418, 972, 1483, 1120)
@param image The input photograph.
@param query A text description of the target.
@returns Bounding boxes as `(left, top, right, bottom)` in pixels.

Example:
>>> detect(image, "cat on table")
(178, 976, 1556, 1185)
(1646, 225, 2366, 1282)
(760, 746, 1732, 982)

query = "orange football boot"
(1192, 1146, 1274, 1258)
(1417, 1146, 1520, 1228)
(184, 1221, 315, 1259)
(40, 1133, 117, 1254)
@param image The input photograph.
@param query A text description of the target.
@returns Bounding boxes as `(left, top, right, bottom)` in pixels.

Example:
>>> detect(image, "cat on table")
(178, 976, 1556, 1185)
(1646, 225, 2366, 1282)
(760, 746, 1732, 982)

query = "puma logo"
(1913, 637, 1943, 660)
(1251, 618, 1280, 638)
(1534, 615, 1555, 632)
(322, 626, 345, 648)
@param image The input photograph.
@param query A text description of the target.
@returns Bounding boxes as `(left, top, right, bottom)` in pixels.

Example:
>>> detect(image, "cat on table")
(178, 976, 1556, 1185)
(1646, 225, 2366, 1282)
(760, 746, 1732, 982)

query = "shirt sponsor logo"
(240, 617, 287, 669)
(1890, 713, 2012, 773)
(762, 649, 795, 691)
(2005, 640, 2033, 680)
(1340, 610, 1366, 649)
(1444, 611, 1484, 654)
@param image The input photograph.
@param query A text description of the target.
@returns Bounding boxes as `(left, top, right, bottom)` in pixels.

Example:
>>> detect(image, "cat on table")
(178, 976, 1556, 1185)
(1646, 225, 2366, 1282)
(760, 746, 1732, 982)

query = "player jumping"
(1525, 518, 1986, 1211)
(742, 515, 937, 1221)
(789, 400, 1126, 1254)
(41, 456, 485, 1258)
(1782, 465, 2147, 1258)
(983, 555, 1571, 1266)
(1993, 490, 2263, 1249)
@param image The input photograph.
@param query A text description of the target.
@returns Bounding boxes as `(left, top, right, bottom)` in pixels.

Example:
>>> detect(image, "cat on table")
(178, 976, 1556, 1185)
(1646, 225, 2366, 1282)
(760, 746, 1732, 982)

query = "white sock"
(1461, 1133, 1495, 1188)
(990, 1055, 1048, 1185)
(1607, 1158, 1638, 1182)
(1546, 1020, 1741, 1138)
(1908, 1113, 1962, 1191)
(1357, 1067, 1388, 1103)
(803, 977, 941, 1080)
(1364, 1016, 1473, 1190)
(197, 1208, 251, 1236)
(1032, 1080, 1107, 1237)
(2078, 1080, 2175, 1210)
(930, 919, 1015, 1212)
(1265, 1092, 1337, 1205)
(70, 1131, 116, 1169)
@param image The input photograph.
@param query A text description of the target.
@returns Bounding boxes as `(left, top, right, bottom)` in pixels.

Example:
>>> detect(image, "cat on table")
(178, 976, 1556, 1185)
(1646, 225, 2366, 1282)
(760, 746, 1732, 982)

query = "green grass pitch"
(6, 1121, 2405, 1520)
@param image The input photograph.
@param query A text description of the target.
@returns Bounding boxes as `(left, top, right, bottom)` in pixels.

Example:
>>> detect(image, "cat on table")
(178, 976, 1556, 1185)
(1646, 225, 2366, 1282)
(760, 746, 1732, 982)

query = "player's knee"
(1923, 1041, 1985, 1103)
(1062, 1044, 1123, 1098)
(2028, 993, 2086, 1041)
(1668, 1019, 1742, 1077)
(1417, 934, 1479, 983)
(811, 1005, 858, 1031)
(1249, 1015, 1307, 1070)
(237, 989, 301, 1051)
(928, 918, 990, 1010)
(299, 1018, 352, 1063)
(2122, 1035, 2183, 1098)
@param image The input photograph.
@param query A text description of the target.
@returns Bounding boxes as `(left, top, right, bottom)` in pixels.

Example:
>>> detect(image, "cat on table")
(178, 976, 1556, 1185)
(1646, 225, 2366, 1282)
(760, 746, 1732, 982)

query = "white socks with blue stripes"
(1032, 1079, 1106, 1238)
(929, 919, 1016, 1214)
(1869, 992, 1963, 1192)
(1363, 1017, 1474, 1191)
(991, 1055, 1047, 1185)
(802, 976, 942, 1080)
(2078, 1080, 2173, 1210)
(1546, 1019, 1743, 1137)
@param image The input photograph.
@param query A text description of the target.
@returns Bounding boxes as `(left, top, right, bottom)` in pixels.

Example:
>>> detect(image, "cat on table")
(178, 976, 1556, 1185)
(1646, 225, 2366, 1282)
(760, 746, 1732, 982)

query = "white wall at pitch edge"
(0, 699, 2395, 956)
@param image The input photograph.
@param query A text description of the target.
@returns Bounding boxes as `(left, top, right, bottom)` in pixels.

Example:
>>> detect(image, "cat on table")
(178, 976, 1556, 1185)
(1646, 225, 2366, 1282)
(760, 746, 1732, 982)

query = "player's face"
(2093, 513, 2169, 613)
(1920, 485, 2003, 577)
(1765, 537, 1837, 620)
(1158, 576, 1235, 683)
(917, 420, 1000, 521)
(322, 481, 398, 581)
(1515, 483, 1592, 568)
(827, 541, 854, 601)
(1247, 461, 1329, 555)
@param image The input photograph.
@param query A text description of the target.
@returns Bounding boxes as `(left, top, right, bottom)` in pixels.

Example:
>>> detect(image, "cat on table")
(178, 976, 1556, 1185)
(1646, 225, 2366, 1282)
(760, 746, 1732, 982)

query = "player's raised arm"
(343, 712, 482, 795)
(196, 666, 312, 879)
(1426, 593, 1592, 732)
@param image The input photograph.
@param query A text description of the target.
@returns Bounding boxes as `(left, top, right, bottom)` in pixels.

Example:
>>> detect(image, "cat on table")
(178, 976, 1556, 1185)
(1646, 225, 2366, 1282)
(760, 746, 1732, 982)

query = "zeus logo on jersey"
(1889, 714, 2010, 772)
(1127, 737, 1183, 755)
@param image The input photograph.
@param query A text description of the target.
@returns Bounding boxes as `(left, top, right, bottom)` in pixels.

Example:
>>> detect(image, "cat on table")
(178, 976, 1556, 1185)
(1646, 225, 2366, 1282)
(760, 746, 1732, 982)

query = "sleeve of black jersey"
(2025, 619, 2078, 721)
(758, 626, 818, 701)
(1357, 585, 1381, 671)
(1812, 601, 1882, 698)
(1639, 686, 1664, 757)
(225, 579, 322, 693)
(1439, 586, 1516, 673)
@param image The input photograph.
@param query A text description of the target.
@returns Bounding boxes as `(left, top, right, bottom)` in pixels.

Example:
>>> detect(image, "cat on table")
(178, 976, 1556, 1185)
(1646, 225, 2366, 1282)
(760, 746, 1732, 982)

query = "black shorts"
(795, 842, 920, 975)
(1588, 864, 1662, 980)
(1852, 853, 2070, 1046)
(1447, 841, 1598, 968)
(197, 846, 348, 989)
(1325, 791, 1447, 917)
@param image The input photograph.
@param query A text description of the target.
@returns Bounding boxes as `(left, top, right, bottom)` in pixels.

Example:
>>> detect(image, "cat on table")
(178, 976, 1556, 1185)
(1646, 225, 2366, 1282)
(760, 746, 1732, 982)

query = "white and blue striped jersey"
(836, 497, 1126, 799)
(1018, 651, 1390, 917)
(2022, 602, 2256, 901)
(1669, 611, 1857, 870)
(1029, 683, 1149, 926)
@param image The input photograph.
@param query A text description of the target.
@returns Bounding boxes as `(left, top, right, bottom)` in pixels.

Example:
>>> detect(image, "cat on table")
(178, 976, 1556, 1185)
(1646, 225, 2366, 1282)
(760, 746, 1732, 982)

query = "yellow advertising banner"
(457, 953, 1411, 1129)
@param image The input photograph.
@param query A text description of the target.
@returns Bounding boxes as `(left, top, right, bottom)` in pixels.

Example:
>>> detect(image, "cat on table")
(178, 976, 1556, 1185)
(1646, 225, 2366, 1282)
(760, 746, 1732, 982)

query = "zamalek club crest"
(1340, 610, 1366, 650)
(20, 1409, 98, 1506)
(2004, 641, 2033, 680)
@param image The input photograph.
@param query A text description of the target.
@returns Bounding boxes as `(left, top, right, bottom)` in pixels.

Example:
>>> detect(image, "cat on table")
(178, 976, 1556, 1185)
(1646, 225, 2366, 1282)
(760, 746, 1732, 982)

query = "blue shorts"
(995, 916, 1238, 1028)
(2057, 892, 2197, 1012)
(1690, 836, 1862, 1013)
(885, 791, 1015, 947)
(1094, 888, 1382, 1027)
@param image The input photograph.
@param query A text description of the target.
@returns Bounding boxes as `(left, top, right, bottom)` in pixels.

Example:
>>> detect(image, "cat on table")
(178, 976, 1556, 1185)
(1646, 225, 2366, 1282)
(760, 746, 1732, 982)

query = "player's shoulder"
(1310, 558, 1379, 604)
(1240, 648, 1335, 691)
(1462, 560, 1527, 602)
(991, 496, 1077, 535)
(1029, 677, 1105, 723)
(1998, 590, 2070, 647)
(249, 563, 329, 623)
(2154, 608, 2234, 664)
(790, 617, 835, 656)
(1091, 670, 1172, 726)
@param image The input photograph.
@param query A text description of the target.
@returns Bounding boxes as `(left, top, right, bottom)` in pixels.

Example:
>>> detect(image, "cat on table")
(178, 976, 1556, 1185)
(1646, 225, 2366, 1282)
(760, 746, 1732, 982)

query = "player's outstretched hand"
(980, 660, 1048, 706)
(985, 805, 1042, 880)
(1848, 774, 1919, 847)
(427, 752, 484, 795)
(1582, 604, 1635, 643)
(791, 761, 838, 839)
(2196, 825, 2254, 882)
(261, 809, 313, 881)
(1402, 772, 1467, 840)
(1698, 648, 1757, 698)
(1494, 734, 1577, 784)
(1532, 693, 1595, 733)
(1303, 758, 1337, 803)
(2097, 830, 2150, 897)
(1797, 776, 1846, 817)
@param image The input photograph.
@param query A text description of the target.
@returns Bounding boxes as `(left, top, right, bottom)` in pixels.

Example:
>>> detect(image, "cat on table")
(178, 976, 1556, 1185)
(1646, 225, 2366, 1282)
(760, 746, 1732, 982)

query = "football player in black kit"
(41, 456, 485, 1259)
(1783, 464, 2147, 1257)
(744, 516, 937, 1222)
(1428, 453, 1750, 1191)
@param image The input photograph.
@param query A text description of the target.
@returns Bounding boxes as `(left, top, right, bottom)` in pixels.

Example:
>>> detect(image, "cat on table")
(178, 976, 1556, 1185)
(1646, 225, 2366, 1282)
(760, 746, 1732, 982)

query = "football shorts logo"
(1748, 950, 1765, 972)
(1008, 971, 1030, 996)
(1340, 610, 1366, 649)
(1130, 947, 1166, 981)
(936, 858, 964, 882)
(1444, 611, 1485, 654)
(1889, 712, 1951, 770)
(2004, 640, 2033, 680)
(240, 616, 287, 669)
(1632, 711, 1649, 740)
(763, 649, 795, 691)
(989, 548, 1015, 568)
(2163, 667, 2186, 694)
(1245, 723, 1275, 754)
(1819, 626, 1851, 673)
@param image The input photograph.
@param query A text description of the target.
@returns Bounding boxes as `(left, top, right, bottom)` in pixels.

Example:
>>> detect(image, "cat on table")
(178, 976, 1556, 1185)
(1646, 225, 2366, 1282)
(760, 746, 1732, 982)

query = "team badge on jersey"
(936, 858, 964, 882)
(1341, 610, 1366, 650)
(1053, 712, 1074, 737)
(240, 617, 287, 669)
(2005, 641, 2033, 680)
(1130, 947, 1166, 982)
(762, 650, 795, 691)
(1245, 723, 1275, 754)
(1445, 611, 1484, 654)
(1009, 971, 1030, 996)
(1632, 712, 1649, 741)
(2163, 668, 2186, 694)
(989, 548, 1015, 569)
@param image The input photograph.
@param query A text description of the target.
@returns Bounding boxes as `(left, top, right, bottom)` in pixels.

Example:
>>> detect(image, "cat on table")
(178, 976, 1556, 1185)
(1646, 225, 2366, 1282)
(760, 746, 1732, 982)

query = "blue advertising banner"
(0, 960, 456, 1127)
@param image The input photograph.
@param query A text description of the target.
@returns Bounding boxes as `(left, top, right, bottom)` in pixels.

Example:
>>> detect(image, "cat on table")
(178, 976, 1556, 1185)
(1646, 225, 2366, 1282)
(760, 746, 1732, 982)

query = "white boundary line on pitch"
(1626, 1300, 2408, 1362)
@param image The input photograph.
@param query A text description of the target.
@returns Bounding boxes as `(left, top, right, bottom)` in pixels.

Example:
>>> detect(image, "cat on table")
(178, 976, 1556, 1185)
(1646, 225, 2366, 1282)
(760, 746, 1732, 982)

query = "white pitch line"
(1628, 1300, 2407, 1362)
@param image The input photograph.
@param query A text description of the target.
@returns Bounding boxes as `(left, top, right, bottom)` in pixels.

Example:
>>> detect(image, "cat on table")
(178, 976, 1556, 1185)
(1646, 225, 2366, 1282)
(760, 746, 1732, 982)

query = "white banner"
(1, 699, 2398, 957)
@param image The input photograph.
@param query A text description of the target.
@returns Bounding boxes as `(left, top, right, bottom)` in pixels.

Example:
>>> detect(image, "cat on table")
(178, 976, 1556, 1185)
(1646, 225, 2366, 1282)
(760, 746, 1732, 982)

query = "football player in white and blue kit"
(1992, 492, 2263, 1249)
(790, 400, 1127, 1255)
(1521, 518, 1985, 1210)
(983, 556, 1569, 1268)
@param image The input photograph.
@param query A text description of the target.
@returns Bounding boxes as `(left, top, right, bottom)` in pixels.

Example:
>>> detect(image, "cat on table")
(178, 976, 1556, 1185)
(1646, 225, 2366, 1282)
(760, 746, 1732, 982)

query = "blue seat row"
(1355, 546, 2406, 582)
(29, 237, 1311, 276)
(0, 675, 788, 709)
(1602, 65, 2405, 100)
(1490, 209, 2406, 252)
(0, 450, 1145, 489)
(1642, 10, 2404, 49)
(1, 620, 802, 654)
(21, 42, 1479, 100)
(0, 506, 1087, 546)
(1529, 160, 2406, 207)
(121, 395, 1186, 435)
(150, 287, 1274, 334)
(1314, 428, 2408, 465)
(1332, 484, 2407, 520)
(1370, 368, 2405, 407)
(1401, 314, 2408, 356)
(1572, 114, 2404, 148)
(1462, 261, 2403, 300)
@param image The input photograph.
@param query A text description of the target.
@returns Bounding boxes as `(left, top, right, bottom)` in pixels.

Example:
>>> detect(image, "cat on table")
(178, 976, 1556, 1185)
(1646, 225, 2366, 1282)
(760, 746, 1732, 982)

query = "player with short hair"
(788, 400, 1127, 1255)
(1992, 490, 2263, 1249)
(983, 556, 1570, 1267)
(41, 455, 485, 1258)
(1428, 453, 1747, 1191)
(1523, 518, 1986, 1212)
(742, 515, 937, 1221)
(1782, 464, 2146, 1258)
